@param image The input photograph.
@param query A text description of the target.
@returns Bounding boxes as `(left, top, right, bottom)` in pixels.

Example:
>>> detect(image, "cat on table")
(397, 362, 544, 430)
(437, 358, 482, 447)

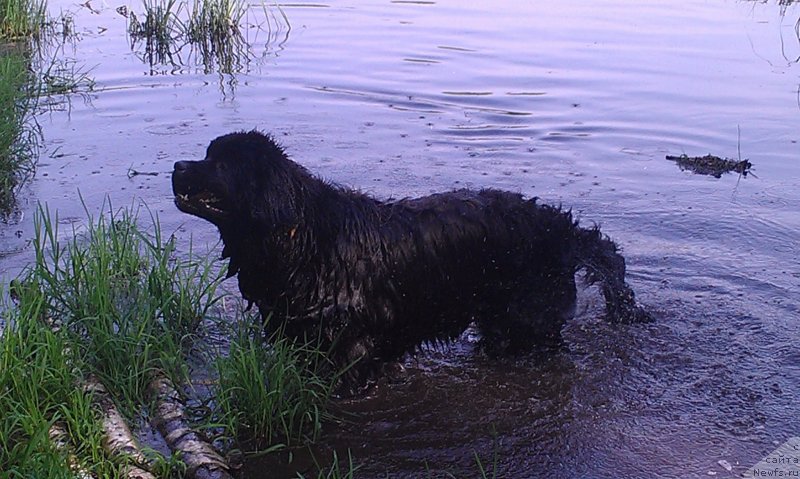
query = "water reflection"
(124, 0, 290, 76)
(743, 0, 800, 106)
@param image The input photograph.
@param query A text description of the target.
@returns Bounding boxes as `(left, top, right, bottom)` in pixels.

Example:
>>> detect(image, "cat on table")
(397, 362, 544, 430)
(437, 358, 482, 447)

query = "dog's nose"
(174, 161, 189, 172)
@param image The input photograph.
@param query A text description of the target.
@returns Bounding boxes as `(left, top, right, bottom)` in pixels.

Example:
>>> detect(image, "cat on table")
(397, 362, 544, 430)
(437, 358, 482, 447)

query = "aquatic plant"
(186, 0, 247, 73)
(0, 284, 116, 478)
(30, 10, 95, 99)
(1, 202, 225, 476)
(128, 0, 185, 65)
(214, 315, 338, 450)
(186, 0, 245, 43)
(2, 201, 347, 475)
(0, 206, 203, 476)
(126, 0, 290, 73)
(472, 449, 499, 479)
(0, 8, 95, 214)
(28, 201, 225, 413)
(38, 56, 95, 97)
(305, 451, 360, 479)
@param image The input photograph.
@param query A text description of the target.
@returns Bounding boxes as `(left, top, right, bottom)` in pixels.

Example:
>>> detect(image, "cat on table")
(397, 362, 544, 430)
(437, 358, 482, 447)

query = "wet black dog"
(172, 130, 649, 390)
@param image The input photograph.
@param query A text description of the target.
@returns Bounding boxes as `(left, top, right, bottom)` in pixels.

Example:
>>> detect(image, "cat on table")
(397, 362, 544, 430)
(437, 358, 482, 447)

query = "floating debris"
(127, 168, 160, 178)
(666, 154, 752, 178)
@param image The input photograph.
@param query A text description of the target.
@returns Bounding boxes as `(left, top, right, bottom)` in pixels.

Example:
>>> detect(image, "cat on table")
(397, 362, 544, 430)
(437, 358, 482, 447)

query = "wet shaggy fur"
(172, 130, 650, 391)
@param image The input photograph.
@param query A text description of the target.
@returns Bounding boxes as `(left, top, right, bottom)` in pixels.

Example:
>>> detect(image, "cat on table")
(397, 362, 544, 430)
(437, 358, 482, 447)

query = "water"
(2, 0, 799, 477)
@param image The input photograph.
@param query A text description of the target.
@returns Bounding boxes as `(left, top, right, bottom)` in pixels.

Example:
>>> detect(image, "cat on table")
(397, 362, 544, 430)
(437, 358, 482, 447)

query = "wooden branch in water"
(148, 375, 233, 479)
(83, 376, 157, 479)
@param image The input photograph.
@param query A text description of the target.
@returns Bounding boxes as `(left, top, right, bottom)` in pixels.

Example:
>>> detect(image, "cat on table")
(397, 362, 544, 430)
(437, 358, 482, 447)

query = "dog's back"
(369, 189, 648, 355)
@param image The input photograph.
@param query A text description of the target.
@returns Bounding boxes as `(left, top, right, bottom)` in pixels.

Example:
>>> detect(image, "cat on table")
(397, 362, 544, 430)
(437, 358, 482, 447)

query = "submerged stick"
(148, 375, 233, 479)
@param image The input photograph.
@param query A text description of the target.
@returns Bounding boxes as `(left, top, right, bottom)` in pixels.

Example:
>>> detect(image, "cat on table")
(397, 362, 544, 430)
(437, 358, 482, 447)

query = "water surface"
(2, 0, 799, 477)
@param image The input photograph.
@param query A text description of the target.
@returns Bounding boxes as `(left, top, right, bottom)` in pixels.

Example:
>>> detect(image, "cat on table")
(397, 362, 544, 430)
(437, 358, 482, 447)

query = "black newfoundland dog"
(172, 130, 649, 390)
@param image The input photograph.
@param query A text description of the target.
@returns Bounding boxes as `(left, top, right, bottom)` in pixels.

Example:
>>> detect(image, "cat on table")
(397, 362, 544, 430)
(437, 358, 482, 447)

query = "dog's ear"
(243, 157, 313, 233)
(227, 133, 318, 235)
(222, 244, 239, 278)
(248, 179, 301, 232)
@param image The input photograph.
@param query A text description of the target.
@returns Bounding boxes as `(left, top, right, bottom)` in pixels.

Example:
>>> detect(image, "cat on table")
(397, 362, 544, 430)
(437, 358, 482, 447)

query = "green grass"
(186, 0, 245, 44)
(301, 450, 360, 479)
(127, 0, 289, 72)
(0, 271, 117, 478)
(471, 450, 499, 479)
(1, 201, 350, 475)
(0, 0, 46, 39)
(186, 0, 247, 72)
(27, 201, 225, 415)
(0, 51, 38, 213)
(0, 3, 94, 214)
(214, 316, 338, 451)
(0, 201, 225, 476)
(128, 0, 185, 65)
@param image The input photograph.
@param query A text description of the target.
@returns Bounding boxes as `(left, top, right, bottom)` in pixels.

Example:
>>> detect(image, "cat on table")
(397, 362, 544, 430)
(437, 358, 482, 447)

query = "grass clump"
(126, 0, 290, 73)
(127, 0, 248, 69)
(1, 200, 348, 475)
(1, 201, 225, 476)
(0, 0, 46, 39)
(0, 51, 38, 213)
(186, 0, 245, 45)
(128, 0, 185, 65)
(214, 317, 337, 452)
(0, 272, 117, 477)
(186, 0, 247, 72)
(27, 201, 225, 414)
(1, 201, 225, 475)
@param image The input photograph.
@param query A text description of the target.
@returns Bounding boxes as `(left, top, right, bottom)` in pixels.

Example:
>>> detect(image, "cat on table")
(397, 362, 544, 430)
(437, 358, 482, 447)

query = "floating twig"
(127, 167, 161, 178)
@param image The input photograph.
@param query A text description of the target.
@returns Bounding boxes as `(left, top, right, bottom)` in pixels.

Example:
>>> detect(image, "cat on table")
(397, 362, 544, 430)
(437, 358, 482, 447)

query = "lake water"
(2, 0, 799, 477)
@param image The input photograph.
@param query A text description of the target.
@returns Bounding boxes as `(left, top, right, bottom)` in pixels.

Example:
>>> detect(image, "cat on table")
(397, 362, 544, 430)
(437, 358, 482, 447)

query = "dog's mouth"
(174, 190, 229, 222)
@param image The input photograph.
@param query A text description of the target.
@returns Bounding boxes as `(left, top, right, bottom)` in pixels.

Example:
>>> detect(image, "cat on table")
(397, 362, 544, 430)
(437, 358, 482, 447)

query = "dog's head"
(172, 130, 306, 229)
(172, 130, 319, 280)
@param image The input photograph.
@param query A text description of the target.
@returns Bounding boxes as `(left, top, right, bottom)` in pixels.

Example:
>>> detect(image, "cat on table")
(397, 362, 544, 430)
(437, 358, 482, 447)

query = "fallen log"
(23, 297, 157, 479)
(49, 422, 93, 479)
(83, 376, 157, 479)
(148, 375, 233, 479)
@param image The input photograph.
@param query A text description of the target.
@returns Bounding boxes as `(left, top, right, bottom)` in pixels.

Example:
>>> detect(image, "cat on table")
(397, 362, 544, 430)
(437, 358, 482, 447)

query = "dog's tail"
(576, 226, 651, 323)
